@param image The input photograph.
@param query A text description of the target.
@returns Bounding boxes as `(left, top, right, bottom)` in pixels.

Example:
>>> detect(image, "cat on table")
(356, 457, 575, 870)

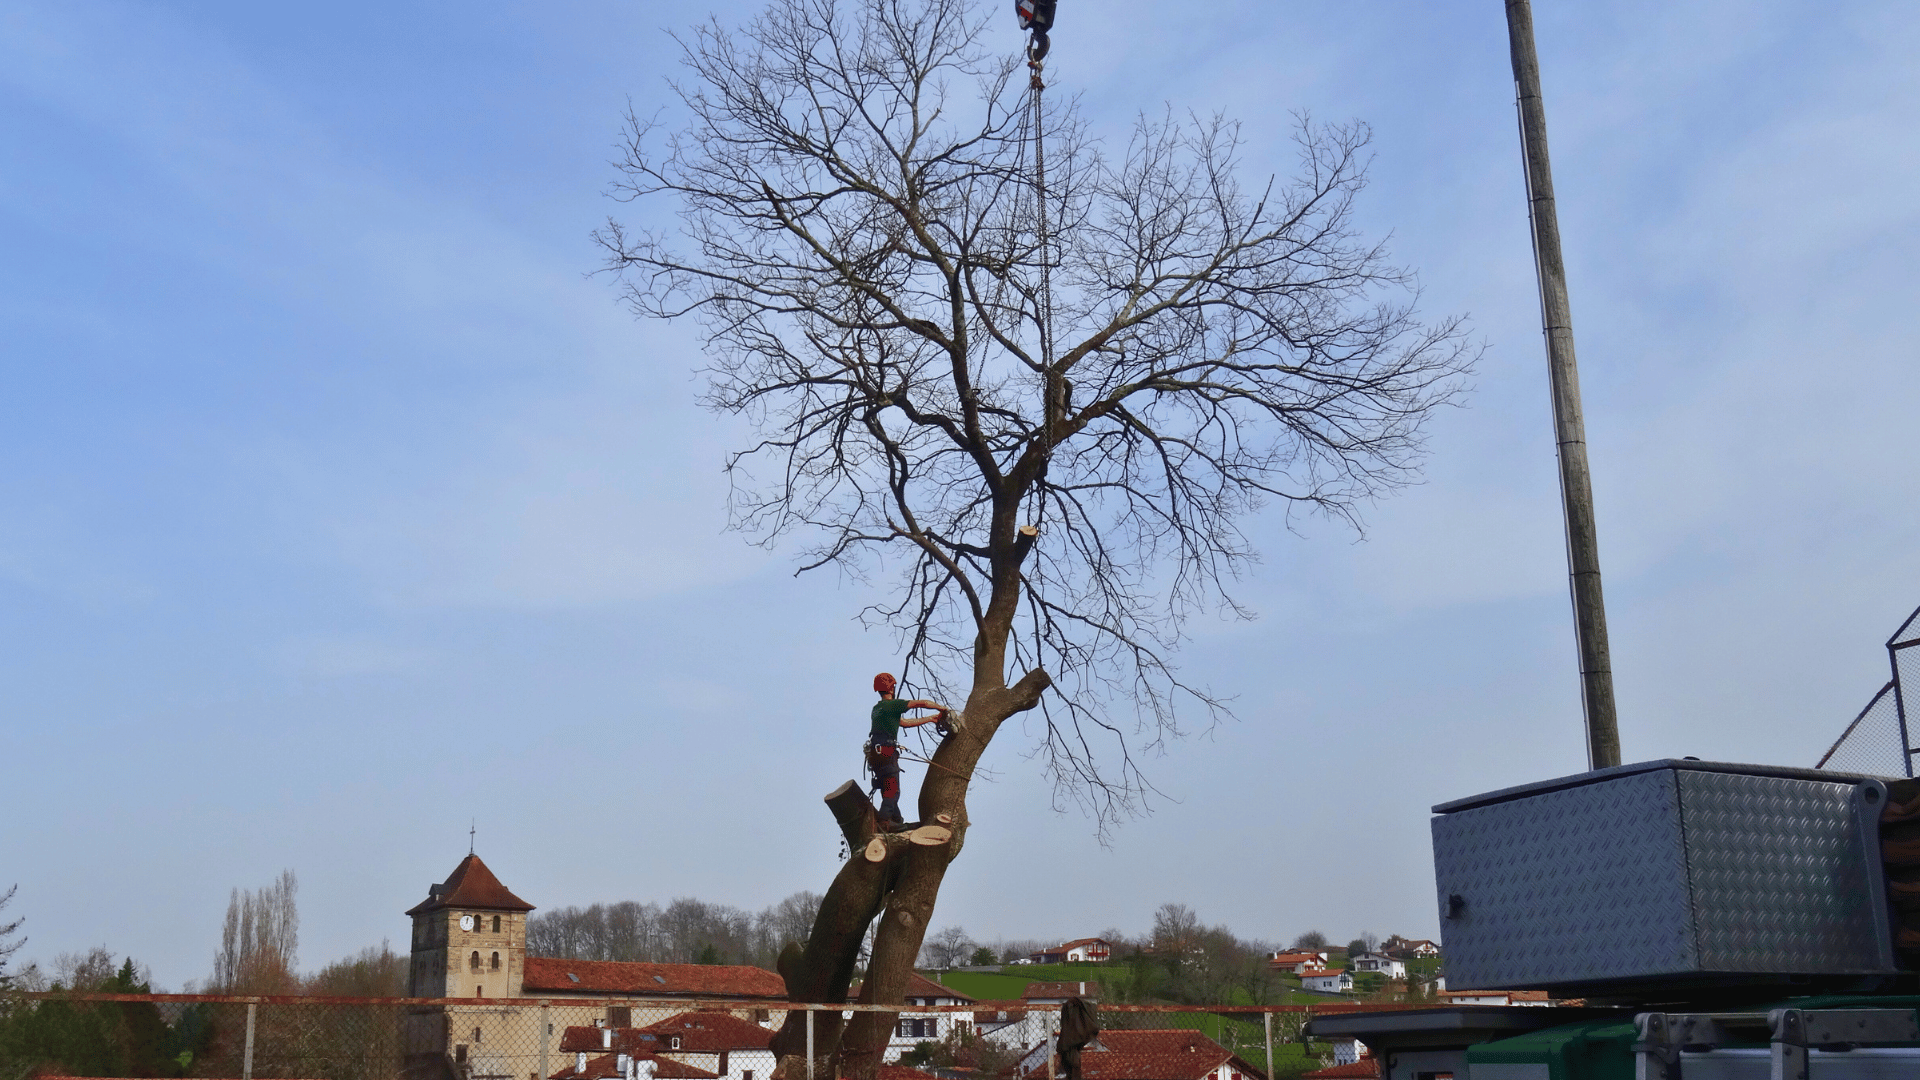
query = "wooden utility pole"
(1504, 0, 1621, 769)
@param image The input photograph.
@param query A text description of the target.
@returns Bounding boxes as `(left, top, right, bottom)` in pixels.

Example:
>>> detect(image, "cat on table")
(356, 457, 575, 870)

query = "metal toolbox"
(1431, 759, 1897, 992)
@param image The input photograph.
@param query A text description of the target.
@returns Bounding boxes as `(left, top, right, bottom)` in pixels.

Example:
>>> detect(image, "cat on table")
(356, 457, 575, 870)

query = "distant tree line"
(0, 873, 412, 1080)
(917, 906, 1437, 1007)
(526, 892, 822, 969)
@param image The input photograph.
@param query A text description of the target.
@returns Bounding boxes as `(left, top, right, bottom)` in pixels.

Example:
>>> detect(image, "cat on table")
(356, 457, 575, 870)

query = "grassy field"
(929, 966, 1106, 1000)
(923, 966, 1341, 1078)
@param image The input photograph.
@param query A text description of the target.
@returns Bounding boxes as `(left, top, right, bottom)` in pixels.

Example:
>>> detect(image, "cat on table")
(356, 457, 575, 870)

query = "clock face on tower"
(459, 915, 475, 931)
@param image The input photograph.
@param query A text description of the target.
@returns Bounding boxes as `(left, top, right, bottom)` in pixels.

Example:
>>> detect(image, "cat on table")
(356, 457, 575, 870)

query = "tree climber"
(867, 672, 952, 830)
(1015, 0, 1056, 62)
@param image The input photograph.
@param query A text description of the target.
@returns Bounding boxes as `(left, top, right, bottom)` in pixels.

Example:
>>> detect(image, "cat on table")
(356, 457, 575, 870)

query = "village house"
(1297, 968, 1352, 995)
(402, 854, 786, 1080)
(971, 981, 1102, 1052)
(1378, 936, 1439, 959)
(1265, 951, 1328, 975)
(1436, 989, 1551, 1007)
(1298, 1063, 1378, 1080)
(1329, 1040, 1369, 1067)
(1347, 954, 1405, 980)
(969, 1001, 1032, 1048)
(1026, 938, 1113, 964)
(549, 1049, 716, 1080)
(850, 973, 977, 1062)
(612, 1012, 777, 1080)
(1009, 1029, 1265, 1080)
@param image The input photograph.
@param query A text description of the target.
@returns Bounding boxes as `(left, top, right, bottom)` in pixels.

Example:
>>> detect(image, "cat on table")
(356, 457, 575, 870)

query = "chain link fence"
(0, 994, 1436, 1080)
(1817, 681, 1906, 777)
(1817, 604, 1920, 778)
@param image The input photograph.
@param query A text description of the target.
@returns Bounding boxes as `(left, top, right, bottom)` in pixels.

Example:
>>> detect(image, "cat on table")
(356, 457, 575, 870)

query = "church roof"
(523, 957, 787, 999)
(405, 854, 536, 915)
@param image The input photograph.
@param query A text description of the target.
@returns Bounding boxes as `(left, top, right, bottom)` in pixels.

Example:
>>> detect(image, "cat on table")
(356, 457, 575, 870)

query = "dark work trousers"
(869, 742, 903, 823)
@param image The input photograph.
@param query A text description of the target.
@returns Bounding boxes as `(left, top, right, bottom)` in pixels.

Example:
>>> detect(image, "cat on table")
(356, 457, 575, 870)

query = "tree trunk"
(837, 670, 1050, 1080)
(770, 782, 895, 1079)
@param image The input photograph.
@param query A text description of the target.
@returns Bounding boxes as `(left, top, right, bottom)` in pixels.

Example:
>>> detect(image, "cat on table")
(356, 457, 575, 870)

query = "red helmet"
(873, 672, 897, 693)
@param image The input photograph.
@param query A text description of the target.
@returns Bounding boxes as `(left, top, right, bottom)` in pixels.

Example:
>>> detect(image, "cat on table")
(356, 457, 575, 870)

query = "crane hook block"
(1016, 0, 1056, 35)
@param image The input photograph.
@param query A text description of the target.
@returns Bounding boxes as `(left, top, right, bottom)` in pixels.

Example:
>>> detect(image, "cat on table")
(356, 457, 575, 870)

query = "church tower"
(405, 853, 535, 999)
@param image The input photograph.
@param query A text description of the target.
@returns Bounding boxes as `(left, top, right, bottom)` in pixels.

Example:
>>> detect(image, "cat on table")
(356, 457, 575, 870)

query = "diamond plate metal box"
(1431, 760, 1896, 992)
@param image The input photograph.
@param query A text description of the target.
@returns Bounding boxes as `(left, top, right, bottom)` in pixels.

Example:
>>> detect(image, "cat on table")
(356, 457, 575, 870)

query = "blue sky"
(3, 0, 1917, 990)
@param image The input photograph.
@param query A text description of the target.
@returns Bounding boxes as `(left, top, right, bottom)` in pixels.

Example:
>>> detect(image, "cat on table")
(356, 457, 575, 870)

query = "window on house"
(744, 1072, 754, 1080)
(475, 1028, 484, 1043)
(894, 1019, 937, 1039)
(609, 1008, 631, 1028)
(470, 951, 482, 971)
(491, 952, 501, 971)
(671, 1037, 682, 1050)
(475, 985, 484, 998)
(493, 915, 502, 932)
(455, 1046, 468, 1064)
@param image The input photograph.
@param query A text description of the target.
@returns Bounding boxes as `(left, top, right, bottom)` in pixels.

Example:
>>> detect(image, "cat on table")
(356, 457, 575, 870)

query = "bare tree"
(0, 885, 23, 989)
(598, 0, 1470, 1075)
(1150, 904, 1202, 960)
(307, 942, 407, 996)
(212, 870, 299, 993)
(919, 926, 974, 969)
(529, 891, 822, 968)
(52, 946, 131, 990)
(1289, 930, 1329, 951)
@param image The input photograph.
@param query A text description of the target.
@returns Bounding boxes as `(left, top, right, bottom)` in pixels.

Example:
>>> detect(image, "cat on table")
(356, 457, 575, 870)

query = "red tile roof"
(558, 1027, 680, 1054)
(875, 1067, 942, 1080)
(1297, 1063, 1379, 1079)
(406, 854, 536, 915)
(1091, 1033, 1224, 1056)
(901, 972, 975, 1002)
(551, 1053, 719, 1080)
(1058, 938, 1111, 951)
(639, 1011, 776, 1051)
(849, 974, 976, 1003)
(523, 957, 787, 999)
(1013, 1030, 1264, 1080)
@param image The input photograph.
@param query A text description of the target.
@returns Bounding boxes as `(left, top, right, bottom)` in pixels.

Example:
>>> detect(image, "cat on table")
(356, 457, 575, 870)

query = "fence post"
(805, 1007, 814, 1080)
(1047, 1016, 1057, 1080)
(540, 1004, 551, 1080)
(1263, 1011, 1273, 1080)
(243, 1002, 256, 1080)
